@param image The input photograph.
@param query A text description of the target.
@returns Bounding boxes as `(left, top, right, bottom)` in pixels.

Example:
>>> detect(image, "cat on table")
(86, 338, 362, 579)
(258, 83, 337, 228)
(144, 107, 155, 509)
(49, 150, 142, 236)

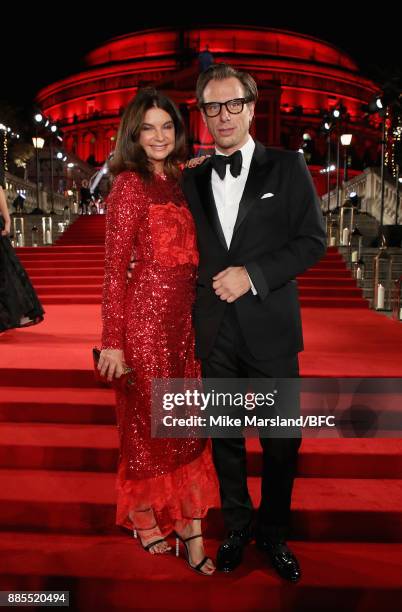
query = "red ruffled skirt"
(115, 439, 220, 536)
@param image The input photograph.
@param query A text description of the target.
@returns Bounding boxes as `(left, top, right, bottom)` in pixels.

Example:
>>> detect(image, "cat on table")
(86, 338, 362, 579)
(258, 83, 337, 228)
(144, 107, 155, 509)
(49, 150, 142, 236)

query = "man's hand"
(212, 266, 251, 303)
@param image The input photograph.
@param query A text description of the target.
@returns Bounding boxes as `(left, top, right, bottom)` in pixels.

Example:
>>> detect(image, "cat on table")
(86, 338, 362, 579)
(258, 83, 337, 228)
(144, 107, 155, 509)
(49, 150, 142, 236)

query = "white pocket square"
(261, 192, 275, 199)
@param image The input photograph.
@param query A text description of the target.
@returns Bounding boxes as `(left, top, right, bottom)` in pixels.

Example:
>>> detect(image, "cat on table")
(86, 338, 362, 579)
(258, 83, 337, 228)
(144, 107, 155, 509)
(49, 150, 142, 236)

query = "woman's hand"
(185, 155, 210, 169)
(98, 348, 126, 382)
(127, 256, 137, 280)
(1, 217, 11, 236)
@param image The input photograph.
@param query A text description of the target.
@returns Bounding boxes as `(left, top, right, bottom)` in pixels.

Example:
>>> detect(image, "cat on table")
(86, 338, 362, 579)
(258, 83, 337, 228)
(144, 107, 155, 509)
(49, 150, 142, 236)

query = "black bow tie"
(211, 150, 243, 180)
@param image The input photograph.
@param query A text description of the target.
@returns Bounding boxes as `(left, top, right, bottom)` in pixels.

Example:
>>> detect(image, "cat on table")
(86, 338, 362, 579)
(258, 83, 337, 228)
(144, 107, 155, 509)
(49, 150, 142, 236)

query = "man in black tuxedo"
(181, 63, 327, 582)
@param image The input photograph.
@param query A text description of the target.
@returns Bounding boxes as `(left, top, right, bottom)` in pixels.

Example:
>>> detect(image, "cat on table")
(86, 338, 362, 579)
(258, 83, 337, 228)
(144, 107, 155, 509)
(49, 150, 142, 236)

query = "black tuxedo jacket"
(181, 141, 327, 360)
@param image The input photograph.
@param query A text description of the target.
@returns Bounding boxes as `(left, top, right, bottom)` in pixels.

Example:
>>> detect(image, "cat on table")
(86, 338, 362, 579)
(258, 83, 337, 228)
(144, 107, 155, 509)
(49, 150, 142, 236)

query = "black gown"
(0, 165, 45, 333)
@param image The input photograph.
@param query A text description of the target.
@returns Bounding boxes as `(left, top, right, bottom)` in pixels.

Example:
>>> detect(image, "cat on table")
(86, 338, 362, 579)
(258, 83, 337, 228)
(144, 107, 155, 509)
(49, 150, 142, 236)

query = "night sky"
(1, 7, 401, 112)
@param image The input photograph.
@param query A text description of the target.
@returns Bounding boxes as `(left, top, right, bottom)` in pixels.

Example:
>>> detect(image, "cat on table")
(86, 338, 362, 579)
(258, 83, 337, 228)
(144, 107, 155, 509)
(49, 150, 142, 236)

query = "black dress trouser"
(201, 303, 302, 541)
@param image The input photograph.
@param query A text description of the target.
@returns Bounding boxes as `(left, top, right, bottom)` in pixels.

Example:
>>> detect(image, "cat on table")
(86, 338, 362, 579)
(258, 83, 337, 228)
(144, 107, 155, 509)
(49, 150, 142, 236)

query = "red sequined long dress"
(101, 169, 219, 537)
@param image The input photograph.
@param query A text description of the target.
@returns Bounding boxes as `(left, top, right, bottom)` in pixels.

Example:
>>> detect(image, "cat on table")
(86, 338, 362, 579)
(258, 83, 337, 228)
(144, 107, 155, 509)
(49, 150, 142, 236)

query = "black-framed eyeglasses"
(201, 97, 252, 118)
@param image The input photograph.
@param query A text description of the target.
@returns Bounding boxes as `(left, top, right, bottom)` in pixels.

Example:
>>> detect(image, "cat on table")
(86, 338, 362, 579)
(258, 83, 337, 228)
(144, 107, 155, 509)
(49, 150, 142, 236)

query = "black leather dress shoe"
(256, 538, 301, 582)
(216, 525, 253, 572)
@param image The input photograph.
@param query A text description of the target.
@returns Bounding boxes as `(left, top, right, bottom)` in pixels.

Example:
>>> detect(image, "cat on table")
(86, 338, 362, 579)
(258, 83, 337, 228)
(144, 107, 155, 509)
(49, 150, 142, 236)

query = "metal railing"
(392, 276, 402, 321)
(4, 171, 71, 215)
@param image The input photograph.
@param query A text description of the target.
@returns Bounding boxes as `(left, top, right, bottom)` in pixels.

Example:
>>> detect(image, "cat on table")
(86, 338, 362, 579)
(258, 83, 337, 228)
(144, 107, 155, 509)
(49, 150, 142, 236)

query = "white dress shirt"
(212, 136, 257, 295)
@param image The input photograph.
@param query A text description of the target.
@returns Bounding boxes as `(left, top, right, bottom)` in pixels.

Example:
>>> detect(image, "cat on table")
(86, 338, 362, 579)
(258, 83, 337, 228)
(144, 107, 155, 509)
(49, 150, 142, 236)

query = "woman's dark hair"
(109, 88, 187, 180)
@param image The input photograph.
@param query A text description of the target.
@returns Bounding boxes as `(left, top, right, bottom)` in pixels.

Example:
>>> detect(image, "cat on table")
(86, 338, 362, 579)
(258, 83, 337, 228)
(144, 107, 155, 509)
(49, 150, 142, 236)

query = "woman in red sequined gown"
(98, 89, 219, 574)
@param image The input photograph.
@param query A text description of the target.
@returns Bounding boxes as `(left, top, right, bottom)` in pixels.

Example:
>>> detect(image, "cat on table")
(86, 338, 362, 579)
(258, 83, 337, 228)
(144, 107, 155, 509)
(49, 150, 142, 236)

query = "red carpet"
(1, 216, 402, 611)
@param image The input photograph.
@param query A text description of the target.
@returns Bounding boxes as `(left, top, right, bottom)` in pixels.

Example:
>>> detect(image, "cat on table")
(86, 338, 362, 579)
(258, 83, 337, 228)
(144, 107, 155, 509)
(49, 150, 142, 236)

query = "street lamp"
(332, 106, 347, 211)
(48, 128, 57, 215)
(32, 137, 45, 148)
(340, 133, 353, 183)
(321, 106, 346, 213)
(33, 112, 64, 215)
(32, 136, 45, 214)
(320, 115, 333, 213)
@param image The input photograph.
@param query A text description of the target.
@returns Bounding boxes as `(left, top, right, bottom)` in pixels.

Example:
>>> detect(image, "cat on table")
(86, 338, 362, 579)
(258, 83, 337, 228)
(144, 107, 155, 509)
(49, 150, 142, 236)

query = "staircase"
(16, 216, 105, 304)
(16, 245, 104, 304)
(338, 246, 402, 309)
(333, 212, 402, 309)
(322, 166, 399, 225)
(15, 216, 369, 308)
(56, 215, 106, 246)
(298, 247, 368, 308)
(2, 216, 402, 609)
(1, 376, 402, 610)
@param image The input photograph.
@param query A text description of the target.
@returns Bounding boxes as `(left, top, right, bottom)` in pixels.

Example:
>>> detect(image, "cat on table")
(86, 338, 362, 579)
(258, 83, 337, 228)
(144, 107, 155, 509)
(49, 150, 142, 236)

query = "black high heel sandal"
(131, 508, 170, 553)
(174, 521, 214, 576)
(134, 524, 170, 552)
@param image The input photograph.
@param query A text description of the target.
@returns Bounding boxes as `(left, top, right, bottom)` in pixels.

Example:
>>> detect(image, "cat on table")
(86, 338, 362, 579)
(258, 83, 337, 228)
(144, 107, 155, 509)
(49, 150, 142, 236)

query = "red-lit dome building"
(36, 26, 381, 179)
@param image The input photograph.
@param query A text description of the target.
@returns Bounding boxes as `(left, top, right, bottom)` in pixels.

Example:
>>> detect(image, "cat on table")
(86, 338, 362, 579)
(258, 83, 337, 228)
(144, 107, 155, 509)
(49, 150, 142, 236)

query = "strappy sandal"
(174, 521, 214, 576)
(130, 508, 170, 553)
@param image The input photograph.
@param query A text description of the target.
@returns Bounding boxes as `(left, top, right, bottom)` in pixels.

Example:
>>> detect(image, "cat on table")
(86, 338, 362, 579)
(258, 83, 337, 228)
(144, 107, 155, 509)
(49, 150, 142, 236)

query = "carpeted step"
(37, 295, 102, 304)
(297, 278, 357, 286)
(31, 280, 362, 293)
(54, 241, 107, 245)
(0, 369, 98, 388)
(56, 228, 106, 231)
(57, 230, 106, 233)
(31, 283, 362, 295)
(299, 288, 363, 297)
(300, 270, 352, 278)
(56, 237, 106, 242)
(55, 239, 106, 244)
(0, 470, 401, 541)
(19, 260, 104, 269)
(0, 423, 118, 472)
(21, 267, 104, 276)
(246, 438, 402, 479)
(18, 254, 105, 262)
(18, 244, 105, 252)
(33, 285, 103, 295)
(308, 263, 354, 270)
(2, 385, 402, 450)
(29, 276, 103, 285)
(1, 532, 401, 612)
(32, 288, 363, 301)
(1, 423, 402, 479)
(0, 387, 115, 424)
(300, 297, 368, 307)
